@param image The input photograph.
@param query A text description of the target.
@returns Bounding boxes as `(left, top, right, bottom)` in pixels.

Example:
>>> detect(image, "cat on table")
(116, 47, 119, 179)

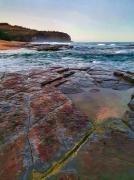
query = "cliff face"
(0, 23, 71, 42)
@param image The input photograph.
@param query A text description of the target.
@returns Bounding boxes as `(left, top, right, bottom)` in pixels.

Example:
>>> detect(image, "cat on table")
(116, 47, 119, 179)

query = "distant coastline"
(0, 23, 71, 42)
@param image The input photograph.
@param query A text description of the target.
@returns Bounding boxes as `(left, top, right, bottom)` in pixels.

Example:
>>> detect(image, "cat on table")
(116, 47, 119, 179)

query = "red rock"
(0, 68, 133, 180)
(0, 135, 26, 180)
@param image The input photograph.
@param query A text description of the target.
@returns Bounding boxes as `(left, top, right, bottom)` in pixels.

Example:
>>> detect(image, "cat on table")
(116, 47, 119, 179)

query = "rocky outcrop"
(0, 67, 134, 180)
(114, 70, 134, 84)
(0, 23, 71, 42)
(124, 94, 134, 131)
(27, 44, 73, 51)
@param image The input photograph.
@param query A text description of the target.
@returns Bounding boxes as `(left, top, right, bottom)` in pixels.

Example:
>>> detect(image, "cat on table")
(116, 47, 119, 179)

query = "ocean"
(0, 42, 134, 73)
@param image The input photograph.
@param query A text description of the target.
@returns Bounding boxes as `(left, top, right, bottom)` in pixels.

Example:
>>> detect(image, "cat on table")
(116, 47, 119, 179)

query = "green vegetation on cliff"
(0, 23, 71, 42)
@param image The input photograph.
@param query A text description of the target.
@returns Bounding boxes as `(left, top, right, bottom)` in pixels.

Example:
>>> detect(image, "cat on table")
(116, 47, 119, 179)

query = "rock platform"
(0, 67, 134, 180)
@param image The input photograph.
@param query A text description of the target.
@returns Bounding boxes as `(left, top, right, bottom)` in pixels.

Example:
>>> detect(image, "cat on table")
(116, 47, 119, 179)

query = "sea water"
(0, 42, 134, 73)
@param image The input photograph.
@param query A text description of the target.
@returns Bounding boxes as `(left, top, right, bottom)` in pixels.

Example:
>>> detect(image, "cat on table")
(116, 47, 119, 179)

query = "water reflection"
(69, 88, 134, 123)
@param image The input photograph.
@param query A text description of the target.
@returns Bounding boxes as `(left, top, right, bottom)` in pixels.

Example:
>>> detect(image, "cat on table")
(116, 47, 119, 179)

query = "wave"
(115, 49, 134, 54)
(0, 48, 36, 54)
(30, 41, 71, 45)
(97, 43, 106, 46)
(109, 43, 116, 46)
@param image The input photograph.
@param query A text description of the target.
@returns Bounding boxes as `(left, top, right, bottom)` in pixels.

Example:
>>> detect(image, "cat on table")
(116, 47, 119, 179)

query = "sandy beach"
(0, 40, 26, 50)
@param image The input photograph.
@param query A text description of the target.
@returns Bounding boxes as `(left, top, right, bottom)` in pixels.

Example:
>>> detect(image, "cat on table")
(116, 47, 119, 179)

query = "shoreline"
(0, 40, 73, 51)
(0, 40, 27, 50)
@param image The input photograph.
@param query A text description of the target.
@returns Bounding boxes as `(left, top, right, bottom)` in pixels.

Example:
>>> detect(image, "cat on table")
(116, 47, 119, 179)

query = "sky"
(0, 0, 134, 42)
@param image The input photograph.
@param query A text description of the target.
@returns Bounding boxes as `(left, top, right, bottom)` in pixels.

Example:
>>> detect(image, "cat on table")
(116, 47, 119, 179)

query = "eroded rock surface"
(0, 67, 134, 180)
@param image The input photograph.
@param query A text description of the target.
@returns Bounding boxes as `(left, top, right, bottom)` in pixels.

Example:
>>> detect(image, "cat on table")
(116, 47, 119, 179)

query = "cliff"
(0, 23, 71, 42)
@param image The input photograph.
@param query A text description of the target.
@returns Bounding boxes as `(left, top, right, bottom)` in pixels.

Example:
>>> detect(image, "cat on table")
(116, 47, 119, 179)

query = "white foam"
(92, 60, 100, 64)
(31, 42, 71, 45)
(0, 48, 36, 54)
(97, 43, 106, 46)
(109, 43, 116, 46)
(115, 49, 134, 54)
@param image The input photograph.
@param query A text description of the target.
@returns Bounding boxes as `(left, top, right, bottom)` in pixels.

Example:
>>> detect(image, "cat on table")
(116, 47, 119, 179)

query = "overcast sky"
(0, 0, 134, 41)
